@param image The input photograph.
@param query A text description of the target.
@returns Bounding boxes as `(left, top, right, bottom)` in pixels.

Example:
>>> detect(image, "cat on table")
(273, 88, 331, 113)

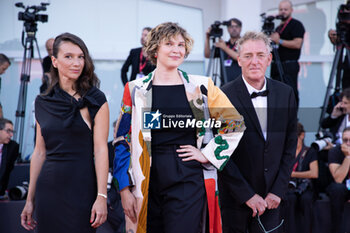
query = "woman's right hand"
(120, 188, 137, 223)
(21, 201, 37, 230)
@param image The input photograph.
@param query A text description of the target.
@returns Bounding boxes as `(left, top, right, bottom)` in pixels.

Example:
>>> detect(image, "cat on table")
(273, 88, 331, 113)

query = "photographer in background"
(322, 88, 350, 144)
(328, 28, 350, 89)
(270, 0, 305, 106)
(0, 118, 19, 200)
(204, 18, 242, 82)
(120, 27, 155, 86)
(327, 126, 350, 233)
(40, 38, 54, 94)
(282, 122, 318, 233)
(0, 54, 11, 119)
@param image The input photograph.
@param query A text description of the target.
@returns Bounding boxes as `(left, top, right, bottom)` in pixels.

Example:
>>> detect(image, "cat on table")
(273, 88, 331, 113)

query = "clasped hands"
(245, 193, 281, 217)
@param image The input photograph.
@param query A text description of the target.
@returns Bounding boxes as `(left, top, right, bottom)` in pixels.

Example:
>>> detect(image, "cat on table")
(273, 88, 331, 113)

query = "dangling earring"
(154, 53, 157, 58)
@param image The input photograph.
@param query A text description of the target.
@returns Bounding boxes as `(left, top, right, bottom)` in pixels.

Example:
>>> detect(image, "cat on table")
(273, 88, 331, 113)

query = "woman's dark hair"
(297, 122, 305, 137)
(45, 32, 100, 96)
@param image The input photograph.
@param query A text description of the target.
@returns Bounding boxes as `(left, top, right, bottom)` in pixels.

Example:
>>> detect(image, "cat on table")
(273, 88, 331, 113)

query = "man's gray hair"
(237, 31, 272, 54)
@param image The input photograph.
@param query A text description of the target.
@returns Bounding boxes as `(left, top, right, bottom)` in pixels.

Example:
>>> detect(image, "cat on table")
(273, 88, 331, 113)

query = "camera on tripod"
(335, 1, 350, 45)
(209, 20, 231, 38)
(15, 2, 49, 33)
(260, 13, 283, 35)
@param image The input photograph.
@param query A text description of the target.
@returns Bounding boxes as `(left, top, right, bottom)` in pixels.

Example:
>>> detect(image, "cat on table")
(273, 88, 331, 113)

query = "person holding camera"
(0, 118, 19, 200)
(270, 0, 305, 107)
(0, 53, 11, 119)
(204, 18, 242, 83)
(39, 38, 54, 94)
(322, 88, 350, 144)
(282, 122, 318, 233)
(120, 27, 156, 86)
(328, 28, 350, 90)
(327, 126, 350, 233)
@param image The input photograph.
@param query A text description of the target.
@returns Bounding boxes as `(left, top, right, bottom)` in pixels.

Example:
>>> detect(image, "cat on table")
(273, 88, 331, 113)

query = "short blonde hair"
(237, 31, 272, 54)
(144, 22, 194, 65)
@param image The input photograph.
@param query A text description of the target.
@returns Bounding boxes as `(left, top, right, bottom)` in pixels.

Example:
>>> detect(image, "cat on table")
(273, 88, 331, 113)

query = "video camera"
(260, 13, 283, 35)
(336, 1, 350, 45)
(15, 2, 49, 33)
(209, 20, 232, 38)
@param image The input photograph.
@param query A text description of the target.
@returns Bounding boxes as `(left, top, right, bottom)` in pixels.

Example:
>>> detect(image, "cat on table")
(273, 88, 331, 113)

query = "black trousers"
(147, 145, 205, 233)
(327, 182, 350, 233)
(270, 60, 300, 107)
(219, 184, 282, 233)
(282, 190, 314, 233)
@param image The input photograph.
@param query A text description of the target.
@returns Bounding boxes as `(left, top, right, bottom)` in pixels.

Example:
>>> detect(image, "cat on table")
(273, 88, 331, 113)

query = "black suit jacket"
(321, 115, 346, 142)
(121, 47, 156, 86)
(0, 140, 19, 195)
(218, 76, 297, 204)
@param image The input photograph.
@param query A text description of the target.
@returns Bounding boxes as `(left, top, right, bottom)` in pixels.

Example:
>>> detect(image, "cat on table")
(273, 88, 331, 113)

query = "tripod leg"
(206, 46, 216, 77)
(207, 46, 224, 85)
(272, 44, 285, 83)
(14, 36, 34, 155)
(318, 45, 343, 132)
(219, 48, 228, 85)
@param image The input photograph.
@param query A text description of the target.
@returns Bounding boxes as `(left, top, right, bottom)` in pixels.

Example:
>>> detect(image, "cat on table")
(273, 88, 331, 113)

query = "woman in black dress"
(21, 33, 109, 233)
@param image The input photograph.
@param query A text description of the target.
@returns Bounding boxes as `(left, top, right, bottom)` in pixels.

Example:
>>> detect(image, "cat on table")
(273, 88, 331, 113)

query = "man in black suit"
(120, 27, 156, 86)
(218, 31, 297, 233)
(321, 88, 350, 144)
(0, 53, 11, 118)
(0, 118, 19, 199)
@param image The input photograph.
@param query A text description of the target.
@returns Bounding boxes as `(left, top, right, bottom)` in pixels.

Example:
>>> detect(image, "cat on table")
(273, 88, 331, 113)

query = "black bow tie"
(251, 90, 269, 98)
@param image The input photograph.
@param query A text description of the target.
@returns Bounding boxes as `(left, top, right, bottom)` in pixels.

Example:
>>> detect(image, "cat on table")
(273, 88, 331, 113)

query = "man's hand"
(341, 143, 350, 157)
(245, 194, 267, 217)
(331, 101, 344, 118)
(324, 141, 335, 151)
(265, 193, 281, 209)
(270, 32, 280, 44)
(214, 39, 227, 50)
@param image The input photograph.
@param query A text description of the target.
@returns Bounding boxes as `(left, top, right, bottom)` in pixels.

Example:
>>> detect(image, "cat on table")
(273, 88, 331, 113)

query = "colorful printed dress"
(113, 70, 245, 233)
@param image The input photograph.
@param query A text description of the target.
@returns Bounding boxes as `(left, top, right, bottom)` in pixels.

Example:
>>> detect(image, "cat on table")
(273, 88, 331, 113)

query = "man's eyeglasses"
(2, 129, 15, 134)
(342, 138, 350, 143)
(228, 25, 241, 29)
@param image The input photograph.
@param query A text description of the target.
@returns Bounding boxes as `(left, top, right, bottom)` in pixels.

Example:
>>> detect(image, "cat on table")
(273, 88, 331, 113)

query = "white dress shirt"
(242, 76, 268, 140)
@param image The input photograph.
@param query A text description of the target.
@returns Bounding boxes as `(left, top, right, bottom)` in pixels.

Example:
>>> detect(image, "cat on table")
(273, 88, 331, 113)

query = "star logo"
(143, 110, 162, 129)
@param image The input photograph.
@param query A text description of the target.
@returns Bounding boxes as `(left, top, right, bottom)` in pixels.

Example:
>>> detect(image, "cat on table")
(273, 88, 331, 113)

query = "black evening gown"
(34, 85, 106, 233)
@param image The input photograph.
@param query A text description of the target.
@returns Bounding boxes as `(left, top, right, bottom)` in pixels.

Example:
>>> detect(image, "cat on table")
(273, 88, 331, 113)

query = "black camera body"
(18, 11, 48, 23)
(15, 2, 49, 33)
(289, 178, 311, 195)
(260, 13, 283, 35)
(209, 20, 231, 38)
(336, 1, 350, 45)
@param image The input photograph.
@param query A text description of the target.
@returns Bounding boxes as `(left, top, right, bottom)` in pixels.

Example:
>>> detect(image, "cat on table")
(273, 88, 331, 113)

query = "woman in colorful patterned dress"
(113, 22, 245, 233)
